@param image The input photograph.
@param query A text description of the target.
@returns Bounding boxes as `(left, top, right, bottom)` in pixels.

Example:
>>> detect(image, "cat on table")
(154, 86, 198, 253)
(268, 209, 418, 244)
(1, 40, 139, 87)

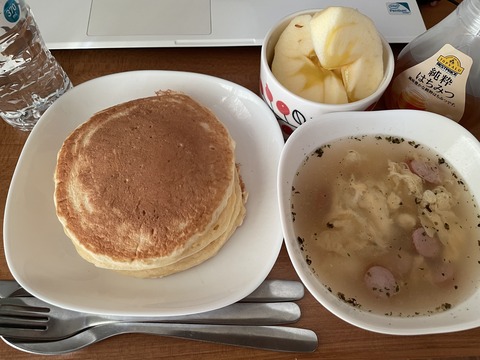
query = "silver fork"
(0, 296, 301, 341)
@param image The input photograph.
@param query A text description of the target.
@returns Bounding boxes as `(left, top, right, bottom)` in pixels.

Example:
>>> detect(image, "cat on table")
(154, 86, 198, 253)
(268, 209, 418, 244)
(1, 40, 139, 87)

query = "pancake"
(54, 91, 247, 278)
(116, 167, 246, 278)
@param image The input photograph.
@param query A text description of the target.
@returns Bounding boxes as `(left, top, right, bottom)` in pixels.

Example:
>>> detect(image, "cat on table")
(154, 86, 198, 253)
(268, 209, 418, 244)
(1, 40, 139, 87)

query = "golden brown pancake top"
(54, 92, 236, 264)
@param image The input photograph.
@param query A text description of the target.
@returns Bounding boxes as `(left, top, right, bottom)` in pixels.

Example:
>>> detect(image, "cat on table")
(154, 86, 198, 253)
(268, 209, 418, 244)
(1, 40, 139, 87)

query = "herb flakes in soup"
(291, 134, 480, 316)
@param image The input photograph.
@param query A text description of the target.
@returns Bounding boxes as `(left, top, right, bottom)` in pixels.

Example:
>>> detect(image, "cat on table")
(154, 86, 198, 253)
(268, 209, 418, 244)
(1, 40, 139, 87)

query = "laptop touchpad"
(88, 0, 211, 36)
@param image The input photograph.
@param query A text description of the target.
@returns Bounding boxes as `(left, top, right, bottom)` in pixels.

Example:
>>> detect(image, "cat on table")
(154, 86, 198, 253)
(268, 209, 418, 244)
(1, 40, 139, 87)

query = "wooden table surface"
(2, 2, 479, 359)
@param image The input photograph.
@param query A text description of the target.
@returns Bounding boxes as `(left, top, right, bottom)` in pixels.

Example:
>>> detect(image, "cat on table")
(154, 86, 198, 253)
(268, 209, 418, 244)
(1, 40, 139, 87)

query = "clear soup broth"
(291, 135, 480, 316)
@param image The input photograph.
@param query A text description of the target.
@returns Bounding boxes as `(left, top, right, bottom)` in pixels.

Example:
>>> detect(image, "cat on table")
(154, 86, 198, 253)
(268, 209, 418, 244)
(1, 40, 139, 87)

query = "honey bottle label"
(390, 44, 472, 122)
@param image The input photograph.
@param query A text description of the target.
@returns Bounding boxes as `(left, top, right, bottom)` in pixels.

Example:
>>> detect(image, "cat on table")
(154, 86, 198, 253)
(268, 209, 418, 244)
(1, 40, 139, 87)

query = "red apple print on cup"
(265, 83, 274, 103)
(276, 100, 290, 122)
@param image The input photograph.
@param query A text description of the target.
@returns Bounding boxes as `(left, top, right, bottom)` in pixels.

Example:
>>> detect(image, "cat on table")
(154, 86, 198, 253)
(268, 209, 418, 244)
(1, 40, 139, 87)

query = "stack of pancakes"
(54, 91, 247, 278)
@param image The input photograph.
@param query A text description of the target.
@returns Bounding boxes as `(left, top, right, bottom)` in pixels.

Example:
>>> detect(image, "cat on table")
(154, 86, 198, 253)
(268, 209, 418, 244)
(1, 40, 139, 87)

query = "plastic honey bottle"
(384, 0, 480, 133)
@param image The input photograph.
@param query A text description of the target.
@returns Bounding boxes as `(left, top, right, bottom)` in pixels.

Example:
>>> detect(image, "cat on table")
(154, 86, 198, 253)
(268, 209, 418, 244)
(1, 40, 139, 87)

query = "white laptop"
(27, 0, 426, 49)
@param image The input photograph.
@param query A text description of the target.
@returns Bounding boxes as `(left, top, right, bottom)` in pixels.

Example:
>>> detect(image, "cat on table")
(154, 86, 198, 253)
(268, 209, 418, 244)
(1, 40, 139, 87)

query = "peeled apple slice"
(310, 7, 384, 102)
(271, 15, 348, 104)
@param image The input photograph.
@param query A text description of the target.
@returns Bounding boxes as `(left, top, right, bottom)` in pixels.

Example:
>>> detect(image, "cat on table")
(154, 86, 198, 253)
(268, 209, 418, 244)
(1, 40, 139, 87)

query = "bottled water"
(0, 0, 72, 131)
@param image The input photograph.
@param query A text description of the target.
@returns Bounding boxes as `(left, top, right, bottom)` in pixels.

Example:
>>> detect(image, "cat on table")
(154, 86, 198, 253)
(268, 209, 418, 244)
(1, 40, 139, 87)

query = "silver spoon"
(3, 322, 318, 354)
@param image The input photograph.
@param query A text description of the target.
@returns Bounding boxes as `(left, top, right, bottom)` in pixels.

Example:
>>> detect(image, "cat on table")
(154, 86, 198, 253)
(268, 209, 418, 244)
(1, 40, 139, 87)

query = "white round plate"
(4, 71, 284, 316)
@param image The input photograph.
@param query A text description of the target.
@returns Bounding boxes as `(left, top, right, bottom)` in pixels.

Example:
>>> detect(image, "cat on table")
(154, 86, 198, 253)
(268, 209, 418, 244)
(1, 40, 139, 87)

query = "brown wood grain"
(3, 2, 479, 359)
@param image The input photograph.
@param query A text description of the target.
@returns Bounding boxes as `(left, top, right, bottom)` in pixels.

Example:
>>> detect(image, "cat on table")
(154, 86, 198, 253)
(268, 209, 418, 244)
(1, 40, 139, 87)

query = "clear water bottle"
(384, 0, 480, 137)
(0, 0, 72, 131)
